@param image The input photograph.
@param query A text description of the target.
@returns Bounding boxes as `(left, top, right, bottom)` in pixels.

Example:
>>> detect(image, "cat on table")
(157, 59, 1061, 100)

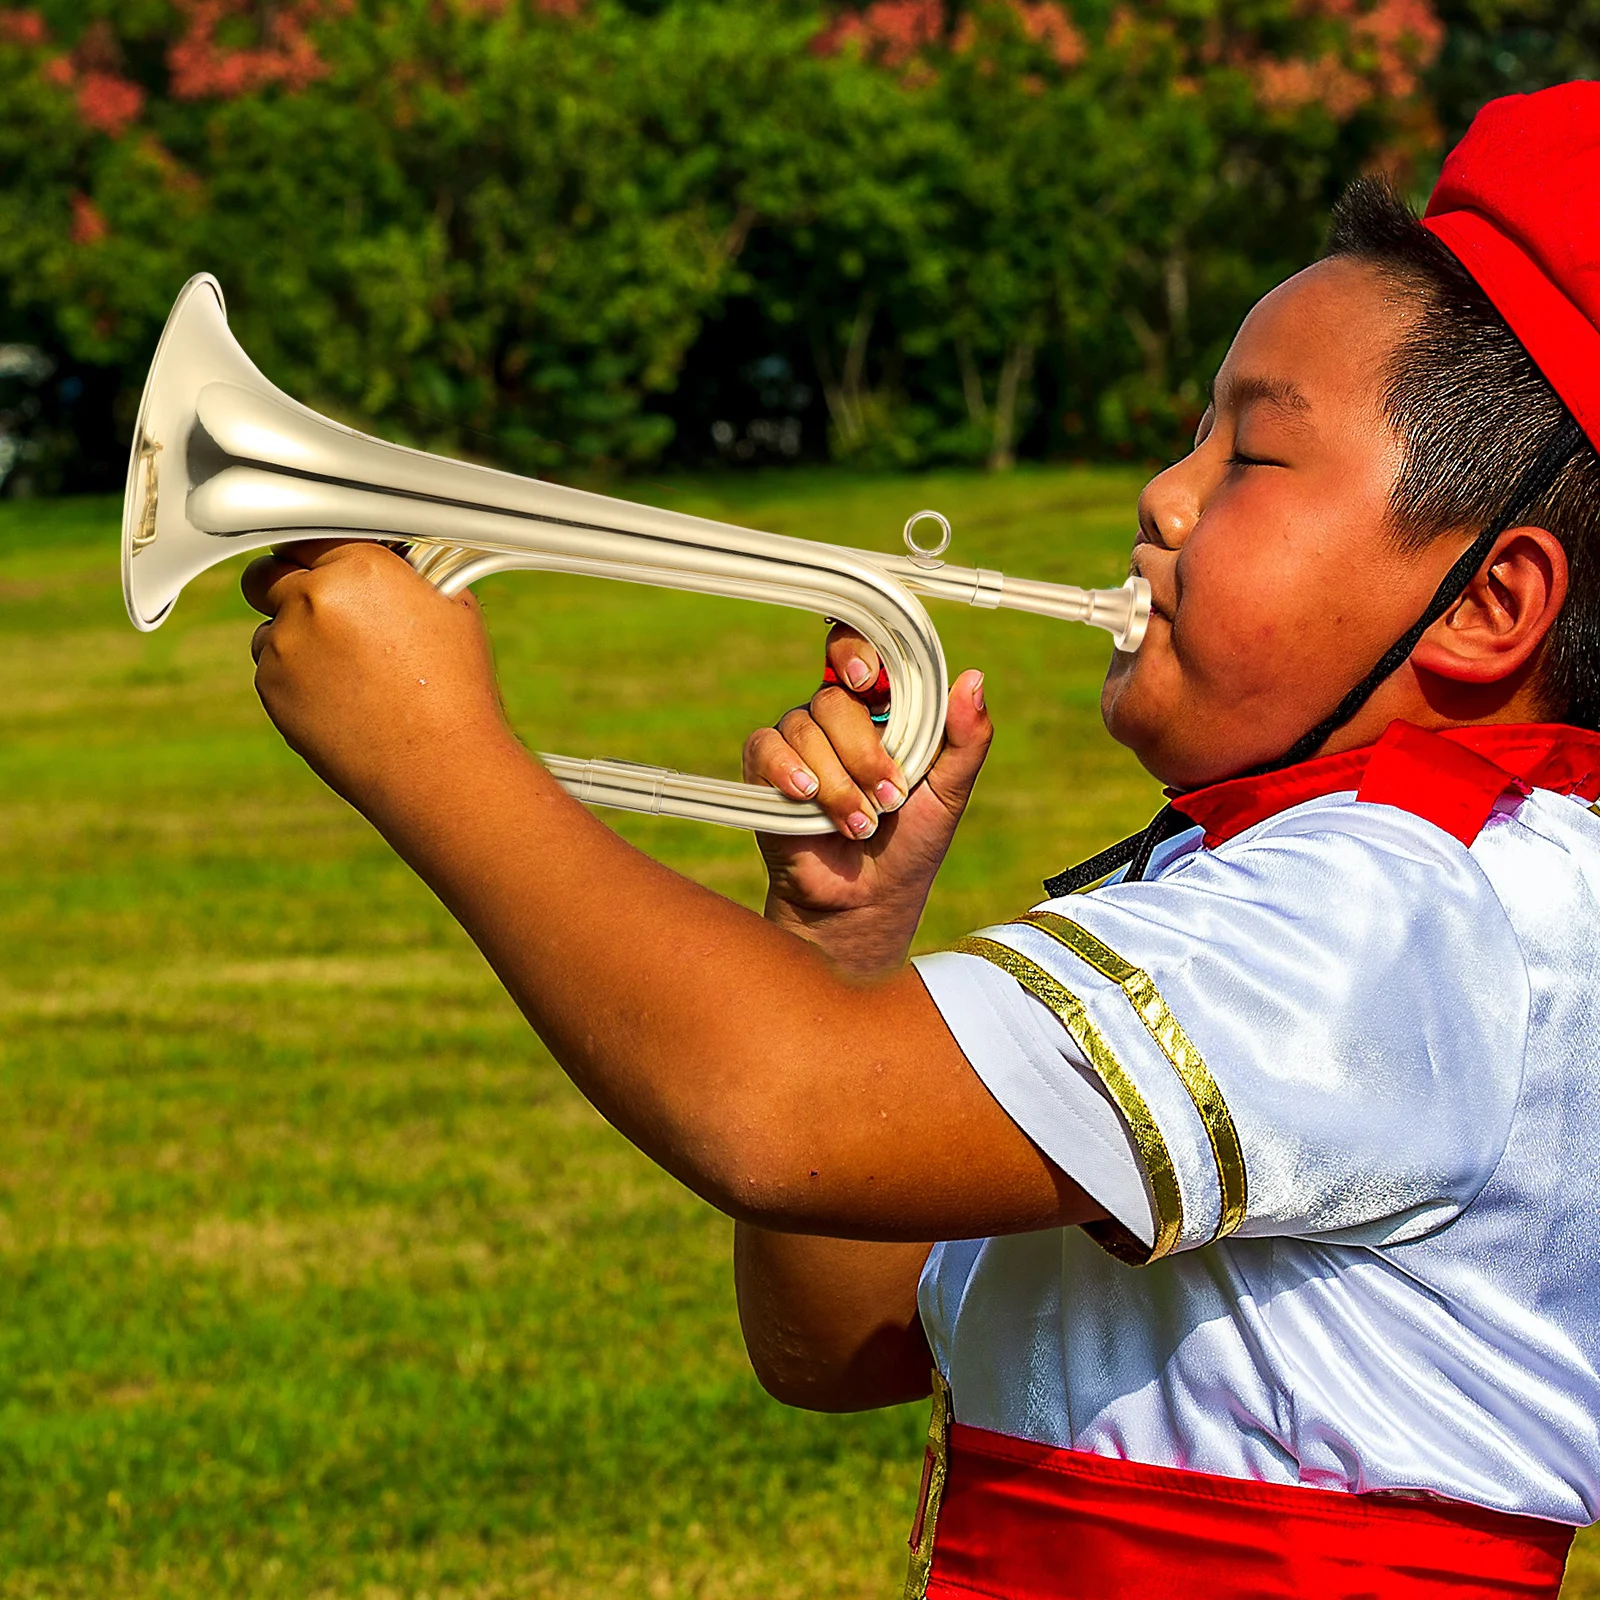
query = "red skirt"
(909, 1419, 1575, 1600)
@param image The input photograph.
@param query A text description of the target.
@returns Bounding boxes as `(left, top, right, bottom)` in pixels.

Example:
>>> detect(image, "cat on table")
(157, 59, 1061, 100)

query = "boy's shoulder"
(922, 729, 1600, 1260)
(934, 791, 1534, 1258)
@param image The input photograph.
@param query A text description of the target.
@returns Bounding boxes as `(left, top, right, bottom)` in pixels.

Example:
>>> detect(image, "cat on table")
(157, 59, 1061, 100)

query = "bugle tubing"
(123, 275, 1149, 834)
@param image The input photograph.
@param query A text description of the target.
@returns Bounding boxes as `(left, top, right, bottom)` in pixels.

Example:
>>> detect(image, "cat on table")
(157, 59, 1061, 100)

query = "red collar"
(1173, 721, 1600, 849)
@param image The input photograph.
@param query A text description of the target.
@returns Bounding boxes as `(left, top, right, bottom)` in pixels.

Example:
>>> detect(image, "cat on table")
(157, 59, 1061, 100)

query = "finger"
(268, 537, 395, 570)
(825, 624, 882, 695)
(241, 552, 313, 618)
(919, 669, 994, 820)
(742, 725, 822, 801)
(777, 706, 878, 838)
(808, 684, 909, 814)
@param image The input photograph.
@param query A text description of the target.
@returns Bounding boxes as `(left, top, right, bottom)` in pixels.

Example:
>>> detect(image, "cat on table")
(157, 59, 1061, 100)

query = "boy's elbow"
(747, 1351, 863, 1412)
(743, 1325, 935, 1414)
(744, 1343, 826, 1410)
(677, 1087, 836, 1228)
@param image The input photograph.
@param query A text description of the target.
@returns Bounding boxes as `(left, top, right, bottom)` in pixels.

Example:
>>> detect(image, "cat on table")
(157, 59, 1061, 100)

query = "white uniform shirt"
(913, 733, 1600, 1525)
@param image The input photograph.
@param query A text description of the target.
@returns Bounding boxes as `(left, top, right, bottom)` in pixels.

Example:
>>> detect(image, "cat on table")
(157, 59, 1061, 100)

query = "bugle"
(122, 274, 1149, 834)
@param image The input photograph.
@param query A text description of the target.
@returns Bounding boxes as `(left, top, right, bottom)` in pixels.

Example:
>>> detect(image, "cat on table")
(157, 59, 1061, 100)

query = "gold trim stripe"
(1016, 911, 1248, 1242)
(952, 935, 1183, 1261)
(901, 1369, 950, 1600)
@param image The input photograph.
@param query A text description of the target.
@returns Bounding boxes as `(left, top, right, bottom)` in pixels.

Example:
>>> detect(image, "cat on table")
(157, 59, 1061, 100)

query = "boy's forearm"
(761, 891, 928, 981)
(364, 732, 842, 1208)
(351, 728, 995, 1234)
(733, 1224, 934, 1411)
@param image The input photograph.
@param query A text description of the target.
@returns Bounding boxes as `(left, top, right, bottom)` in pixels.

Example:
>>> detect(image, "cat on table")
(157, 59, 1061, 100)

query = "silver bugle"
(122, 274, 1149, 834)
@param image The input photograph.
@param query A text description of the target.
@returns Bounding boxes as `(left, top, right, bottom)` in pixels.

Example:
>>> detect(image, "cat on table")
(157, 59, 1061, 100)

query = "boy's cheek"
(1100, 612, 1294, 786)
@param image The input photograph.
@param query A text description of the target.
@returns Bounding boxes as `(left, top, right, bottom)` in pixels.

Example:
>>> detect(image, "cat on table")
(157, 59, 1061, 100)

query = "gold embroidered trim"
(952, 935, 1183, 1261)
(902, 1369, 951, 1600)
(131, 433, 162, 553)
(1016, 910, 1248, 1242)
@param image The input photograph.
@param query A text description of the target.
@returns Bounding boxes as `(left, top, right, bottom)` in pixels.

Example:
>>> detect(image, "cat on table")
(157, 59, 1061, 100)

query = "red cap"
(1423, 82, 1600, 455)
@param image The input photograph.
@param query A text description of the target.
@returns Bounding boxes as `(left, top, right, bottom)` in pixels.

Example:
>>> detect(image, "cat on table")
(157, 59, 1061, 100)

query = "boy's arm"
(244, 541, 1103, 1243)
(734, 1230, 934, 1410)
(730, 640, 986, 1408)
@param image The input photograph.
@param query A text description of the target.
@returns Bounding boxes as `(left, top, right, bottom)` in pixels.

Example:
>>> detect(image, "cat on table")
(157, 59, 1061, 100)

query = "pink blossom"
(1295, 0, 1443, 96)
(811, 13, 866, 57)
(76, 71, 145, 134)
(168, 0, 351, 100)
(1353, 0, 1445, 97)
(1007, 2, 1085, 67)
(1254, 53, 1372, 118)
(812, 0, 944, 67)
(1251, 0, 1442, 118)
(0, 8, 48, 46)
(70, 192, 108, 246)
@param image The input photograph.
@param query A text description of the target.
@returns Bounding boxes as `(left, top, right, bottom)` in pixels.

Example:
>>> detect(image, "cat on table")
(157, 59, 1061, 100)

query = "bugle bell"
(122, 274, 1149, 834)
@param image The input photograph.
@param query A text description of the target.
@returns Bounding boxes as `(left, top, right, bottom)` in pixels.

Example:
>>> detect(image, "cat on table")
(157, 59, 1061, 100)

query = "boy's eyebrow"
(1215, 373, 1314, 425)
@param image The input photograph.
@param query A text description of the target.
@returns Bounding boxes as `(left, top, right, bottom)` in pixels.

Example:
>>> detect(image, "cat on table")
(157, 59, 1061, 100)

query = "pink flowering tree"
(0, 0, 1449, 489)
(0, 0, 773, 479)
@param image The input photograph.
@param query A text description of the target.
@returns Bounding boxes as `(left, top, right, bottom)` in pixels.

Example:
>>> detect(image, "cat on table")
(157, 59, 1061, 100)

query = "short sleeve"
(913, 798, 1530, 1265)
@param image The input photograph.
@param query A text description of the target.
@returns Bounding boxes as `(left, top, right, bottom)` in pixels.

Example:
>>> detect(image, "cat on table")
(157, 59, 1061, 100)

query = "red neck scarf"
(1172, 721, 1600, 851)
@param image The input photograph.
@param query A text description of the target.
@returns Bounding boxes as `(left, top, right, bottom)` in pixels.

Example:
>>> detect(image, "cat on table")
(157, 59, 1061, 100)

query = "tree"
(799, 0, 1445, 463)
(0, 0, 1454, 488)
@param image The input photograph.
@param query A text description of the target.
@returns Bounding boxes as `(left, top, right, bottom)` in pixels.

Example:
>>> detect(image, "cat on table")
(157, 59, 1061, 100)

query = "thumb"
(920, 670, 993, 820)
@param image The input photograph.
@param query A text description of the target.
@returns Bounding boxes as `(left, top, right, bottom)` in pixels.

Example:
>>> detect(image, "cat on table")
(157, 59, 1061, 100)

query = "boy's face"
(1103, 257, 1443, 790)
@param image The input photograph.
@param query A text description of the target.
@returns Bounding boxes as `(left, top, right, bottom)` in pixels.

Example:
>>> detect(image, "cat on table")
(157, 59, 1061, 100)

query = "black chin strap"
(1042, 803, 1187, 898)
(1044, 415, 1587, 899)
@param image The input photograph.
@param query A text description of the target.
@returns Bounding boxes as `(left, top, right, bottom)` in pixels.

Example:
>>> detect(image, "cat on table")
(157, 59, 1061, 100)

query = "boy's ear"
(1411, 526, 1569, 686)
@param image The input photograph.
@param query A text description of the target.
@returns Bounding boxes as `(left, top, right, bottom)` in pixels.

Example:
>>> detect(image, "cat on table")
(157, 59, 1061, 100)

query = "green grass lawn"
(3, 468, 1597, 1598)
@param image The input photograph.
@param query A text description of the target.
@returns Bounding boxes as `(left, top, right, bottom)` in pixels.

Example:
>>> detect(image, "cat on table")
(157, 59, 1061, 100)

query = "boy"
(242, 85, 1600, 1598)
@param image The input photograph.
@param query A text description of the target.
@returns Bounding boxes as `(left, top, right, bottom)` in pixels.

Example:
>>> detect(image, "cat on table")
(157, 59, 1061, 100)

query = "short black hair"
(1325, 177, 1600, 731)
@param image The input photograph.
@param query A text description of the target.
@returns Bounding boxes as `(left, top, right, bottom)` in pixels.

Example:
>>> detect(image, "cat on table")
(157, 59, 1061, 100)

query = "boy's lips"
(1130, 557, 1174, 622)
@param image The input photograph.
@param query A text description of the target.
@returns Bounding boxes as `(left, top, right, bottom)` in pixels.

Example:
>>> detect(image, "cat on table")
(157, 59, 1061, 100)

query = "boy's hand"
(241, 540, 511, 813)
(744, 624, 992, 975)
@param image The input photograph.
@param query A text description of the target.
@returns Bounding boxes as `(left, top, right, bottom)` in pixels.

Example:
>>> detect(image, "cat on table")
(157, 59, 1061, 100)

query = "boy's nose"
(1136, 458, 1203, 552)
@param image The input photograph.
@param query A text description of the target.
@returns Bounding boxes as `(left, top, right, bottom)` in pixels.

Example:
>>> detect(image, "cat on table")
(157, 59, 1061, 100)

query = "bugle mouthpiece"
(880, 557, 1150, 652)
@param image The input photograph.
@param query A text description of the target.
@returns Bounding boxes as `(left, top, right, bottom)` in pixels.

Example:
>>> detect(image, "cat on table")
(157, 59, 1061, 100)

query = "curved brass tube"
(123, 275, 1149, 834)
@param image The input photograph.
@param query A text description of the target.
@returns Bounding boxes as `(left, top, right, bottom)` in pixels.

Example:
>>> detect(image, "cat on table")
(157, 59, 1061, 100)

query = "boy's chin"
(1101, 665, 1183, 786)
(1102, 680, 1235, 792)
(1106, 685, 1302, 791)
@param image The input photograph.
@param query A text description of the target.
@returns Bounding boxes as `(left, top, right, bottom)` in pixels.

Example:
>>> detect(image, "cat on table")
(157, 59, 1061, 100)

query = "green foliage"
(722, 0, 1448, 466)
(0, 0, 1457, 486)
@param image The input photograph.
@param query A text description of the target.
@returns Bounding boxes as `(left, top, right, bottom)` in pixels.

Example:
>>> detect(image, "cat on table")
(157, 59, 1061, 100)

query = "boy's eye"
(1227, 451, 1282, 469)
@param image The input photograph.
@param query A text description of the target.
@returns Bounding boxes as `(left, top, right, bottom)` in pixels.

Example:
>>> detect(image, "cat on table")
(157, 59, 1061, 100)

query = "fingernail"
(793, 767, 819, 797)
(846, 810, 876, 838)
(971, 672, 986, 712)
(845, 658, 873, 690)
(874, 779, 904, 811)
